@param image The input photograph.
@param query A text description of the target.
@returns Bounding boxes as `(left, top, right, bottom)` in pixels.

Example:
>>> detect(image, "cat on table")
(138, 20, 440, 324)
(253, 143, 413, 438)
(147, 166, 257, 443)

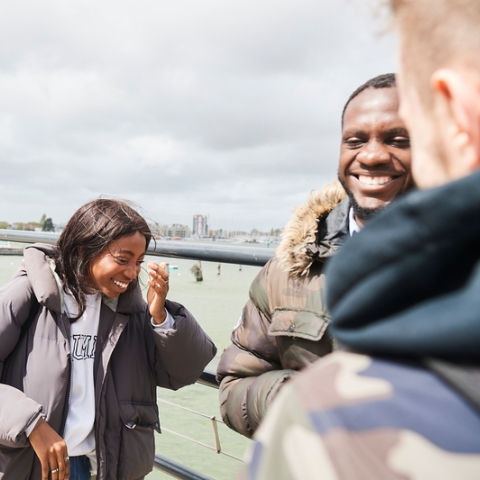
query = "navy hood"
(325, 170, 480, 363)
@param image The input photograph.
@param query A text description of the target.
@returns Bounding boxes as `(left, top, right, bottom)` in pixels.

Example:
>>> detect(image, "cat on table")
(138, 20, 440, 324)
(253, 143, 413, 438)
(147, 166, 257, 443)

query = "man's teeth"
(113, 280, 128, 289)
(358, 175, 393, 186)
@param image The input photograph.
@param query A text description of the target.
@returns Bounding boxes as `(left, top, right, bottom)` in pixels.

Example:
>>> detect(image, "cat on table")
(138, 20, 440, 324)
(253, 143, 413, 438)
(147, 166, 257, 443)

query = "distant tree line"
(0, 214, 55, 232)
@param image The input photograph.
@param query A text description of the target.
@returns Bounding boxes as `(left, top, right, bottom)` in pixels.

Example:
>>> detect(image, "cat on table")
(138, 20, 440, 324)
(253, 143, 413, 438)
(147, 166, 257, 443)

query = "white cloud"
(0, 0, 396, 230)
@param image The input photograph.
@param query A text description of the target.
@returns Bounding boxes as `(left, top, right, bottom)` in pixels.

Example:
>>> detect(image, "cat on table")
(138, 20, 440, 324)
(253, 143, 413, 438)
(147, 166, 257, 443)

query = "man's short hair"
(341, 73, 396, 125)
(388, 0, 480, 105)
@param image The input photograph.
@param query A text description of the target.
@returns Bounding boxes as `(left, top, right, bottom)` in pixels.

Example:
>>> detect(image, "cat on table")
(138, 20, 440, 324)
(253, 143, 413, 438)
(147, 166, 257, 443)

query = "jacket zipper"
(60, 312, 72, 438)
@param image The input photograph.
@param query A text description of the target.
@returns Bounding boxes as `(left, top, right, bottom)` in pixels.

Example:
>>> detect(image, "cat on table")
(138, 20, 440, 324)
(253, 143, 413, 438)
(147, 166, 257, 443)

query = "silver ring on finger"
(64, 456, 70, 462)
(51, 468, 59, 473)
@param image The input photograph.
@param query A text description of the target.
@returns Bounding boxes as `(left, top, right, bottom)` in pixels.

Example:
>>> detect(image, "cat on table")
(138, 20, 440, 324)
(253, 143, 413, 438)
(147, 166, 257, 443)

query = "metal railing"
(154, 454, 214, 480)
(197, 370, 218, 389)
(0, 229, 274, 266)
(1, 229, 270, 479)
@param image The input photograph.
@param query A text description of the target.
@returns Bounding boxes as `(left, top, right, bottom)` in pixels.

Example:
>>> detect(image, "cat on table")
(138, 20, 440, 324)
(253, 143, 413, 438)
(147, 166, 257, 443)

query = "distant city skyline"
(1, 217, 282, 240)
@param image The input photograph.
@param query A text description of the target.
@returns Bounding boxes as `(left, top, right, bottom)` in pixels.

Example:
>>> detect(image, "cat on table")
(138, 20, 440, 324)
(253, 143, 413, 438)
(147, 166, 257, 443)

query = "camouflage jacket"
(216, 182, 347, 438)
(241, 172, 480, 478)
(240, 351, 480, 480)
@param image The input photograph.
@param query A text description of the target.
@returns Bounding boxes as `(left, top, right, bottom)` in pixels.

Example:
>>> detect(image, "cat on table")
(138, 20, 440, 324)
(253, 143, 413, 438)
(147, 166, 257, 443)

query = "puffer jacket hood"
(23, 244, 63, 313)
(326, 170, 480, 363)
(276, 180, 346, 277)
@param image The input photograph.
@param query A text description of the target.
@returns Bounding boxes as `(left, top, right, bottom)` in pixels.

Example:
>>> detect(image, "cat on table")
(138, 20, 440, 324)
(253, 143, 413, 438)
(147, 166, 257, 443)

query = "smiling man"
(216, 73, 412, 439)
(339, 78, 412, 228)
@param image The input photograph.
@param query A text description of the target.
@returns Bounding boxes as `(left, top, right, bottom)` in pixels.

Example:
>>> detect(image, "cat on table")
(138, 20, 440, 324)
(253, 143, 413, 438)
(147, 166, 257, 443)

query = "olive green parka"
(216, 182, 347, 438)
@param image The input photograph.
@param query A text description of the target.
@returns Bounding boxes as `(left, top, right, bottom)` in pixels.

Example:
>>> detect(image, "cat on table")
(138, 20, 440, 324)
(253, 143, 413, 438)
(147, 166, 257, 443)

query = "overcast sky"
(0, 0, 396, 232)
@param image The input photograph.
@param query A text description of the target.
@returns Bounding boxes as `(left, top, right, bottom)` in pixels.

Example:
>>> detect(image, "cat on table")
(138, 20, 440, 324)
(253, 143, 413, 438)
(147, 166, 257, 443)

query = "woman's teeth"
(358, 175, 392, 186)
(113, 280, 128, 289)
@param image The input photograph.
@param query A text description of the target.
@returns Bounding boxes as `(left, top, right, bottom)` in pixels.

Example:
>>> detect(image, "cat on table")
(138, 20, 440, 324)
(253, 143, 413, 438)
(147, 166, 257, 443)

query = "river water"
(0, 246, 269, 479)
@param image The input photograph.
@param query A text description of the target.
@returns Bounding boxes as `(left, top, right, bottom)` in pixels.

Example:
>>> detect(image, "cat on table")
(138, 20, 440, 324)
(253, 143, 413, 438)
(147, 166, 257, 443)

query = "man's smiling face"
(339, 87, 413, 225)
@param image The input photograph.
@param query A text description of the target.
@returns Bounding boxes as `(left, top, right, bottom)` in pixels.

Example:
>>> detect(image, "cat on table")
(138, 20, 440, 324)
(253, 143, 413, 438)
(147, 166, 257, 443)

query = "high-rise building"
(166, 224, 190, 239)
(192, 214, 208, 237)
(154, 224, 190, 239)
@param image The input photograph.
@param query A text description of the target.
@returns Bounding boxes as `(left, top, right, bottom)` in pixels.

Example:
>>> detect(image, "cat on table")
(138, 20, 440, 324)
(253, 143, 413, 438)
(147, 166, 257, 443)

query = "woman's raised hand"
(147, 262, 170, 324)
(28, 418, 70, 480)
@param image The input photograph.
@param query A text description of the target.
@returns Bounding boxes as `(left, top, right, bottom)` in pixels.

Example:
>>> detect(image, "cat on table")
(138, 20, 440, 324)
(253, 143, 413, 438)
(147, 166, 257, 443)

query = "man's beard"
(338, 175, 386, 223)
(338, 169, 416, 223)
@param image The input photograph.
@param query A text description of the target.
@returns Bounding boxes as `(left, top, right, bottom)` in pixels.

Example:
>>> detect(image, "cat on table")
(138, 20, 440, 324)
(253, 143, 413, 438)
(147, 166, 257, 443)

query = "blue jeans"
(69, 456, 91, 480)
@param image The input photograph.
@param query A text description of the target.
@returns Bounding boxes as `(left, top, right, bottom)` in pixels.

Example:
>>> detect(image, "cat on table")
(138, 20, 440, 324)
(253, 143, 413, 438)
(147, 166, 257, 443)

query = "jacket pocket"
(117, 402, 160, 479)
(268, 308, 329, 341)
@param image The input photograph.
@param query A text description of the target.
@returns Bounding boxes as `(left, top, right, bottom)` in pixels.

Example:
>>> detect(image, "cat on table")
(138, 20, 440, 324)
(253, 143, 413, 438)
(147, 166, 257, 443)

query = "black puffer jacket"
(326, 170, 480, 363)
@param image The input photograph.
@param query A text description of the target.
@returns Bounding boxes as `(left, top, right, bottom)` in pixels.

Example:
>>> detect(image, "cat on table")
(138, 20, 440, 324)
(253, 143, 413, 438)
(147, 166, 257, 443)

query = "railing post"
(210, 416, 221, 454)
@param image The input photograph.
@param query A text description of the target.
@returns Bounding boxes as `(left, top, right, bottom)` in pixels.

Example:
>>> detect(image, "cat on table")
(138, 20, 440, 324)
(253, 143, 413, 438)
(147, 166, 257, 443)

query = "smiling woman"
(0, 198, 216, 480)
(89, 232, 147, 299)
(54, 199, 153, 320)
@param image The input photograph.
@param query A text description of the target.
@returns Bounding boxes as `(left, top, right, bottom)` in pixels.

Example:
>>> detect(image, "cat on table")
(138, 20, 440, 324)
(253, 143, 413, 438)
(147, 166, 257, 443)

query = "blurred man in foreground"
(217, 73, 413, 438)
(240, 1, 480, 478)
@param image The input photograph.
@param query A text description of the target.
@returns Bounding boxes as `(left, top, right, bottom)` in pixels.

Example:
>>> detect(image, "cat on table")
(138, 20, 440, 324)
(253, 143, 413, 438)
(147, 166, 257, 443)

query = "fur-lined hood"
(276, 180, 347, 277)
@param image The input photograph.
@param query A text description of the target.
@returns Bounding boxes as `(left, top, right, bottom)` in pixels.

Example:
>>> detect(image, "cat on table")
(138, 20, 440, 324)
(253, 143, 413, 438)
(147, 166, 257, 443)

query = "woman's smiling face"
(89, 231, 147, 298)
